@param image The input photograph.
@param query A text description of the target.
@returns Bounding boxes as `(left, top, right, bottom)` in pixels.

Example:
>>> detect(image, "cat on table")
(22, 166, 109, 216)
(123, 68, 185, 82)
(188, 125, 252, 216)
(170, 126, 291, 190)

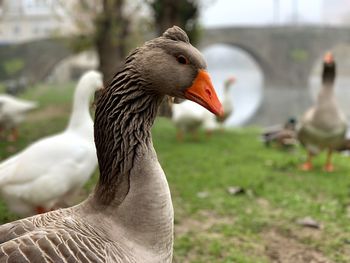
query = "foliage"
(290, 48, 308, 62)
(147, 0, 201, 44)
(59, 0, 143, 81)
(2, 58, 24, 76)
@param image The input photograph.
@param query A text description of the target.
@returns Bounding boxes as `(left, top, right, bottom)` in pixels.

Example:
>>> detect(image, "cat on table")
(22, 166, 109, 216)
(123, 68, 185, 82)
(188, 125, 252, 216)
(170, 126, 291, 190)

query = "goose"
(0, 70, 103, 216)
(0, 26, 223, 262)
(297, 52, 347, 172)
(172, 76, 234, 140)
(172, 99, 218, 141)
(216, 76, 235, 125)
(0, 94, 38, 141)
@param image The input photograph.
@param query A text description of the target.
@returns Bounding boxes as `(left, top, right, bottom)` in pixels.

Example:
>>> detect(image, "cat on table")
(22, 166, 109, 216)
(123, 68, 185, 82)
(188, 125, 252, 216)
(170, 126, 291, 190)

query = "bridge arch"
(201, 44, 264, 125)
(199, 41, 273, 86)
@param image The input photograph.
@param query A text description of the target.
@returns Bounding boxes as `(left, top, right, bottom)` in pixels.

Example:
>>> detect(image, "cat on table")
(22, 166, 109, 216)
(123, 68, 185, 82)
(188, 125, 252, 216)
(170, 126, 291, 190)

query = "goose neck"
(67, 83, 93, 131)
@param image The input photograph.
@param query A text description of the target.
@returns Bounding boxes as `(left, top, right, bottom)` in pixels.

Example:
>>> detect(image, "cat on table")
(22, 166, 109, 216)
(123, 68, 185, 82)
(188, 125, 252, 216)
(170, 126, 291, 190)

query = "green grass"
(1, 82, 350, 262)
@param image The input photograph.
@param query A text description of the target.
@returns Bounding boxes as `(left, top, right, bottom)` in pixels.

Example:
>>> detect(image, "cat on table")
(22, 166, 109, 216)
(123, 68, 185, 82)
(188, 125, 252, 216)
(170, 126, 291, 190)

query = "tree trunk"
(95, 0, 129, 84)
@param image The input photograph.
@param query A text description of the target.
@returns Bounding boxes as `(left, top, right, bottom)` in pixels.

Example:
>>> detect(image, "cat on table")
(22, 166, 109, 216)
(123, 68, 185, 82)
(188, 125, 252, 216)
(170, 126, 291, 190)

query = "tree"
(60, 0, 144, 83)
(148, 0, 200, 44)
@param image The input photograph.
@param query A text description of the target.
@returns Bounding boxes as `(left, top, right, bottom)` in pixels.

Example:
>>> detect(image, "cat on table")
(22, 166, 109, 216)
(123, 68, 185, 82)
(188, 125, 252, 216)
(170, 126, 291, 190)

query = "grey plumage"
(298, 60, 346, 153)
(0, 26, 218, 262)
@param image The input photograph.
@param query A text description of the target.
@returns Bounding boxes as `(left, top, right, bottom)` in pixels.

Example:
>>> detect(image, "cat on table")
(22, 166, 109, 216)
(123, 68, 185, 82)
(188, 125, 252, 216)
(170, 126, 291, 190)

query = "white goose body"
(0, 71, 102, 216)
(172, 100, 217, 132)
(0, 27, 222, 262)
(0, 94, 37, 129)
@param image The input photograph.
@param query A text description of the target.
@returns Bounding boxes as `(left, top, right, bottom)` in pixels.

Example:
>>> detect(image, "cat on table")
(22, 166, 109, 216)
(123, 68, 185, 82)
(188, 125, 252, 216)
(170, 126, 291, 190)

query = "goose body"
(0, 27, 223, 262)
(0, 71, 102, 216)
(297, 53, 347, 171)
(0, 94, 37, 139)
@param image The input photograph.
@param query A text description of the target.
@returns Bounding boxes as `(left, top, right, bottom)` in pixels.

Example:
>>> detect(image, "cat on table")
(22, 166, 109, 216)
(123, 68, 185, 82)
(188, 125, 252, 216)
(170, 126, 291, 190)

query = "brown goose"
(297, 52, 347, 172)
(0, 26, 222, 262)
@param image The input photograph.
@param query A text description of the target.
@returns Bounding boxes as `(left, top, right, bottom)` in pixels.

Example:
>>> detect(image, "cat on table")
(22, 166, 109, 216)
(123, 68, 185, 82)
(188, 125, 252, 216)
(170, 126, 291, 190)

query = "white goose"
(0, 70, 103, 216)
(172, 99, 218, 140)
(216, 76, 235, 125)
(0, 26, 222, 263)
(0, 94, 38, 140)
(172, 76, 234, 140)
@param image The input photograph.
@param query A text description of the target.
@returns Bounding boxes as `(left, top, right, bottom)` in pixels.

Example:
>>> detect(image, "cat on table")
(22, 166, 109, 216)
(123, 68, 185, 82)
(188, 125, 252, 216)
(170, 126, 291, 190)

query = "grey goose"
(0, 26, 223, 262)
(297, 52, 347, 172)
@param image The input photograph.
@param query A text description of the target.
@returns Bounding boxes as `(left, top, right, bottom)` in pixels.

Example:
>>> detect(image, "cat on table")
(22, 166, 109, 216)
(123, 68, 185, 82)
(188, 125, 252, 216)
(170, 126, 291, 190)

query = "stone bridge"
(201, 26, 350, 87)
(201, 26, 350, 124)
(0, 38, 73, 92)
(1, 26, 349, 124)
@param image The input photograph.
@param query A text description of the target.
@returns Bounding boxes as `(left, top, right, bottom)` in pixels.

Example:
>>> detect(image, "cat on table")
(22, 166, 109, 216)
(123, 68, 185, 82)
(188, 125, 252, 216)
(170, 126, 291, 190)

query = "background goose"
(0, 26, 222, 263)
(0, 94, 37, 141)
(297, 52, 347, 172)
(172, 99, 217, 141)
(216, 76, 235, 125)
(0, 70, 102, 216)
(172, 77, 233, 141)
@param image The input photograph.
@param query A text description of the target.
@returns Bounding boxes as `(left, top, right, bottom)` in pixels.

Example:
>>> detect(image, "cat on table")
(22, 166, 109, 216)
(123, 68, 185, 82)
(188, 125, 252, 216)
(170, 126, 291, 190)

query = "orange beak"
(185, 70, 223, 116)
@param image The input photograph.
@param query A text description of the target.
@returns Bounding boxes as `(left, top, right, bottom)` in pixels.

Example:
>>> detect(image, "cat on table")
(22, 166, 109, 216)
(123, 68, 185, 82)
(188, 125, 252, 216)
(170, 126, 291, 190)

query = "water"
(202, 44, 263, 126)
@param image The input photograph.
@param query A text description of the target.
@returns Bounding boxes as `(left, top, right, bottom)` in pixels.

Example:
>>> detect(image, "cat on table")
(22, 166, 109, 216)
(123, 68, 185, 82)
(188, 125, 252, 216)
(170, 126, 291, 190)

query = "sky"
(199, 0, 350, 27)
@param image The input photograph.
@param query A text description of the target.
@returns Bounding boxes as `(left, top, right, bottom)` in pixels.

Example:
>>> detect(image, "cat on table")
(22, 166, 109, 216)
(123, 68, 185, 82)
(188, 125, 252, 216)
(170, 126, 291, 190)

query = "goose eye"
(176, 55, 189, 65)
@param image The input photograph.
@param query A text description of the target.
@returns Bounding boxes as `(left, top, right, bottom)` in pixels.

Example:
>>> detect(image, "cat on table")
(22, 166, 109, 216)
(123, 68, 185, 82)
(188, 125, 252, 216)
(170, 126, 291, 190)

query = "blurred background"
(1, 0, 350, 125)
(1, 1, 350, 262)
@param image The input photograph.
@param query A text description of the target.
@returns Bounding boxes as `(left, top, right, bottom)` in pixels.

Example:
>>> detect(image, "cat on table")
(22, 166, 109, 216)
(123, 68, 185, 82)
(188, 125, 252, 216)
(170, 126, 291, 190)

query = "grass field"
(1, 82, 350, 262)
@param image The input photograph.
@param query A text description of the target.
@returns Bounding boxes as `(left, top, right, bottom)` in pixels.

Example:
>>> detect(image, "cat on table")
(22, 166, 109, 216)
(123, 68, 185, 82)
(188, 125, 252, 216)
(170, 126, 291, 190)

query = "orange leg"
(8, 128, 18, 142)
(206, 129, 213, 138)
(324, 149, 334, 172)
(191, 130, 199, 141)
(301, 151, 313, 171)
(176, 130, 183, 142)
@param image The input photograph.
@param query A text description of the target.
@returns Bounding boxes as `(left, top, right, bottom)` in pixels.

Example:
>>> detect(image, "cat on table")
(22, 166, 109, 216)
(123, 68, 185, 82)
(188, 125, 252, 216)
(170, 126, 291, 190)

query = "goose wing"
(0, 209, 136, 263)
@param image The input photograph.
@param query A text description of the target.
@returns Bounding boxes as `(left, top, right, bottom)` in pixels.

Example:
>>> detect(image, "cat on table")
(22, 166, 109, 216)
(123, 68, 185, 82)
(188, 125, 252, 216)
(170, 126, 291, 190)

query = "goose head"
(132, 26, 223, 116)
(322, 51, 336, 85)
(224, 76, 236, 91)
(79, 70, 104, 93)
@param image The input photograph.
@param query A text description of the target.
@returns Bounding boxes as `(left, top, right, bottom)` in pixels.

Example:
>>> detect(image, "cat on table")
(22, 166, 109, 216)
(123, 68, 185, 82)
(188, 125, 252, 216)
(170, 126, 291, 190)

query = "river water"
(202, 44, 350, 127)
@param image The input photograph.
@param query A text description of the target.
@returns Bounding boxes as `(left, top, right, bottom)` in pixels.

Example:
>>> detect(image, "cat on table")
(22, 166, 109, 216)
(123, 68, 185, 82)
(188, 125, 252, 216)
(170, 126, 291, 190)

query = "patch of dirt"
(175, 210, 234, 236)
(263, 228, 333, 263)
